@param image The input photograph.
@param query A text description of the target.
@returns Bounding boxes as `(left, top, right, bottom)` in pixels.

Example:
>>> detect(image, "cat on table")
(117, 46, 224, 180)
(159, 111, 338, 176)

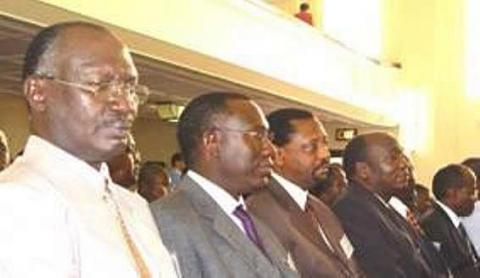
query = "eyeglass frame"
(32, 74, 150, 105)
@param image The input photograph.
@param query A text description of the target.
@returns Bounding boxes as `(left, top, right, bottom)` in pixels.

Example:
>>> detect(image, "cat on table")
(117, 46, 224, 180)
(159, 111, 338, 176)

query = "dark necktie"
(305, 197, 335, 252)
(458, 223, 479, 262)
(406, 209, 425, 236)
(233, 205, 266, 253)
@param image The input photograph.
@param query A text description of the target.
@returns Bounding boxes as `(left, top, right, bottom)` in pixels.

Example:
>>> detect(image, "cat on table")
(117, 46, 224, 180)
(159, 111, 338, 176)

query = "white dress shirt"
(187, 170, 247, 234)
(461, 201, 480, 254)
(272, 172, 334, 252)
(0, 136, 179, 278)
(388, 196, 409, 219)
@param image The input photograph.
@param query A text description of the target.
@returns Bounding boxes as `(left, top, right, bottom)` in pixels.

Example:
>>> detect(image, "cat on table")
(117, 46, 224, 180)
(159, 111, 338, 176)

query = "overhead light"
(156, 103, 185, 122)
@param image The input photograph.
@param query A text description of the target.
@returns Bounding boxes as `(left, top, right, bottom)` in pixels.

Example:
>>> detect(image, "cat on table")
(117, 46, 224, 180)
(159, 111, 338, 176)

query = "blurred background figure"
(461, 157, 480, 254)
(462, 158, 480, 199)
(414, 184, 433, 216)
(309, 163, 347, 207)
(421, 164, 479, 277)
(0, 129, 10, 171)
(294, 2, 313, 26)
(138, 161, 171, 202)
(168, 152, 186, 187)
(107, 133, 141, 191)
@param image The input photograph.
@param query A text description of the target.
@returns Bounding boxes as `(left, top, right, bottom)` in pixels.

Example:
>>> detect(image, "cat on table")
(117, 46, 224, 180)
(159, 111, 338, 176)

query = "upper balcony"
(0, 0, 401, 128)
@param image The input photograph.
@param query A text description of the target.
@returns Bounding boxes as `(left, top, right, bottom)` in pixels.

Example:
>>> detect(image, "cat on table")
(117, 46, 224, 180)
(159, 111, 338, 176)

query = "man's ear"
(275, 147, 286, 168)
(24, 77, 48, 112)
(201, 128, 220, 160)
(354, 161, 371, 181)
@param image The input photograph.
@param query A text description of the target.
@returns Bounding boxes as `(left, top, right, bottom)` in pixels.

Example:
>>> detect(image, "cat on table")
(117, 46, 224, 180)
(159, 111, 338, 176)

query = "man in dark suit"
(420, 164, 480, 277)
(150, 93, 298, 278)
(333, 132, 443, 277)
(247, 108, 364, 277)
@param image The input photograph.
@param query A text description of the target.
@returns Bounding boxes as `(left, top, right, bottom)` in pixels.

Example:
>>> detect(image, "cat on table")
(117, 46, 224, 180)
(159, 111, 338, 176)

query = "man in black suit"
(333, 132, 444, 277)
(420, 164, 480, 277)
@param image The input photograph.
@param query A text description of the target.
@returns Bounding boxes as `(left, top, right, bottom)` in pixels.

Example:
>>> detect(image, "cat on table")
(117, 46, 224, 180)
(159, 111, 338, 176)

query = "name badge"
(340, 234, 354, 259)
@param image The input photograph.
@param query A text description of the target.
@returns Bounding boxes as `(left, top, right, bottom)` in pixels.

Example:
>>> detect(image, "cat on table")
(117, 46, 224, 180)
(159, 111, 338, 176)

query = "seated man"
(150, 92, 298, 278)
(421, 164, 480, 277)
(107, 133, 140, 191)
(415, 184, 434, 216)
(168, 152, 186, 187)
(460, 157, 480, 254)
(333, 132, 446, 277)
(0, 129, 10, 171)
(138, 161, 171, 202)
(0, 22, 177, 277)
(310, 163, 348, 207)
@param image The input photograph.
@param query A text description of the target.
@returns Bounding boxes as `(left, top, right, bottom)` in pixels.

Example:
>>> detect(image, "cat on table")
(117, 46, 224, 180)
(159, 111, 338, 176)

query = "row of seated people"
(0, 20, 479, 278)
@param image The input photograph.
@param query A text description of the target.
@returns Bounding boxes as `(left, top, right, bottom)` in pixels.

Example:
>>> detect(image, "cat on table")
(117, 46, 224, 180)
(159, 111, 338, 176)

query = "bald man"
(0, 22, 178, 277)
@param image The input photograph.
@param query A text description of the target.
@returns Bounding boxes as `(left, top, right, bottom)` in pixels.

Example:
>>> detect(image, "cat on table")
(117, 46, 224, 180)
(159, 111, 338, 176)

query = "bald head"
(23, 22, 113, 81)
(343, 132, 410, 197)
(22, 22, 139, 169)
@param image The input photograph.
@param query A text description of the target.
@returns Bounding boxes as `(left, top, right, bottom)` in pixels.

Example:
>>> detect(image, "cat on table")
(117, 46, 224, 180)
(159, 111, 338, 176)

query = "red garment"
(295, 11, 313, 25)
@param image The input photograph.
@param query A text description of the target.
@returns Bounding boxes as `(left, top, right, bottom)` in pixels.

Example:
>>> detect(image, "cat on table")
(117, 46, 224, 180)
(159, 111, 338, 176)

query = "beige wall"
(387, 0, 471, 186)
(132, 118, 179, 165)
(0, 94, 29, 156)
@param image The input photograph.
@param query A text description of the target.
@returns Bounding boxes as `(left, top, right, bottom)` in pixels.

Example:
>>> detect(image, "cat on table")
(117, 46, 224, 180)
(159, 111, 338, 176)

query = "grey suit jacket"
(150, 175, 299, 278)
(247, 178, 364, 278)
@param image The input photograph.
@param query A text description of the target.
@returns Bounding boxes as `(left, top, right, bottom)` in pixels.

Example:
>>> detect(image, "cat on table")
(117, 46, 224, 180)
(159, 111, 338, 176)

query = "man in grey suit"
(246, 108, 364, 277)
(150, 92, 298, 278)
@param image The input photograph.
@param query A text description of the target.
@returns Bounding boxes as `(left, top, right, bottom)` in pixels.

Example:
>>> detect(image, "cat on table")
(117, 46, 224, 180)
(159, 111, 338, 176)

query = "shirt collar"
(436, 200, 461, 227)
(388, 196, 409, 218)
(187, 170, 245, 214)
(272, 172, 308, 210)
(23, 135, 111, 195)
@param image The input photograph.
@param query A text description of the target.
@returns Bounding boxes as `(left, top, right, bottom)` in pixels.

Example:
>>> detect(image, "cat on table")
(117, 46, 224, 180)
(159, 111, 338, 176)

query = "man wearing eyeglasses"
(0, 22, 178, 277)
(246, 108, 365, 277)
(150, 92, 298, 278)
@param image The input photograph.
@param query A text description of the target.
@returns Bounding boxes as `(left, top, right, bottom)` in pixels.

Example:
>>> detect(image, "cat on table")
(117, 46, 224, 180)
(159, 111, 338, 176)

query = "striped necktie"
(104, 181, 152, 278)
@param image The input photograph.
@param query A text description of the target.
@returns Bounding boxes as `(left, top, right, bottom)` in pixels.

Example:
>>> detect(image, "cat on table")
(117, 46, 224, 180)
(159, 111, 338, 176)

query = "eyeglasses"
(37, 75, 150, 105)
(215, 126, 273, 142)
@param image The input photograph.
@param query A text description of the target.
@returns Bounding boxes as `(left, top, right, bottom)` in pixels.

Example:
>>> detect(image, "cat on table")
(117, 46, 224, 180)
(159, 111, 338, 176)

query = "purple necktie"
(233, 205, 266, 253)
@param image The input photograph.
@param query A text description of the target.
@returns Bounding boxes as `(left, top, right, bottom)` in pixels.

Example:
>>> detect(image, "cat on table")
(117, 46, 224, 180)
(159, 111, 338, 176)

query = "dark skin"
(352, 133, 410, 201)
(140, 170, 170, 202)
(441, 170, 476, 217)
(24, 26, 138, 170)
(107, 151, 137, 190)
(276, 117, 330, 190)
(315, 165, 347, 207)
(192, 99, 274, 199)
(0, 136, 9, 171)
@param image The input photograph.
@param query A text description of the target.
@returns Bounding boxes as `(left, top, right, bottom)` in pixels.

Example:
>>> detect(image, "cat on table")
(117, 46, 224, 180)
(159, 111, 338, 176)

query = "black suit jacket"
(420, 202, 480, 277)
(333, 184, 437, 278)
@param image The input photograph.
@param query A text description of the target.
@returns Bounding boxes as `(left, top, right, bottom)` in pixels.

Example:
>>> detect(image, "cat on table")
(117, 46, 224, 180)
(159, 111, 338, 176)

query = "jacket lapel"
(181, 176, 276, 273)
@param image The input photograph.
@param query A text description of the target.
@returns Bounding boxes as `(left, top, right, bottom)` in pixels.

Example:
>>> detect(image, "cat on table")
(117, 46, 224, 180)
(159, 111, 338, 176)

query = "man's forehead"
(290, 116, 326, 137)
(224, 99, 268, 127)
(53, 26, 136, 76)
(366, 137, 402, 157)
